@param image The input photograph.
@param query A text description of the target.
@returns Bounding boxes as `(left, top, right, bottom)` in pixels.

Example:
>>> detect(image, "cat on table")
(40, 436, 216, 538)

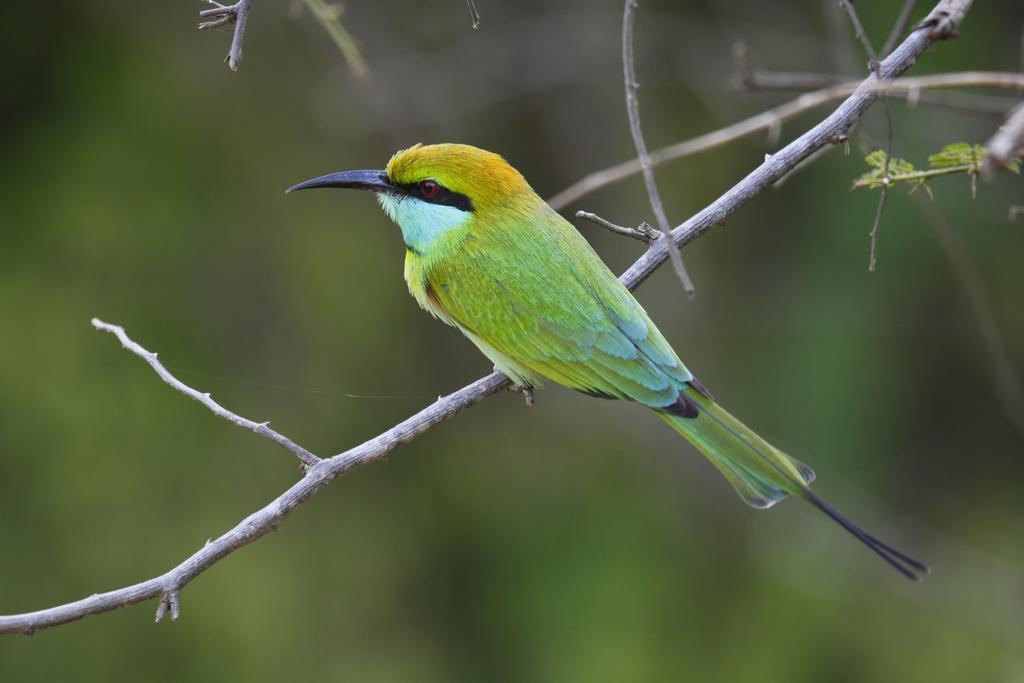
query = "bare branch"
(576, 210, 660, 244)
(622, 0, 694, 296)
(548, 70, 1017, 211)
(915, 0, 972, 39)
(466, 0, 481, 29)
(91, 319, 320, 468)
(771, 145, 837, 189)
(199, 0, 254, 71)
(0, 0, 974, 636)
(617, 0, 975, 291)
(737, 70, 847, 91)
(200, 0, 368, 77)
(0, 365, 510, 635)
(984, 102, 1024, 172)
(737, 69, 1020, 116)
(739, 71, 1024, 95)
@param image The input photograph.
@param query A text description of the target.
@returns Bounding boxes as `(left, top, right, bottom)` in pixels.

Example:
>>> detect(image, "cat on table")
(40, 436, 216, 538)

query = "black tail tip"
(804, 490, 930, 582)
(895, 558, 930, 582)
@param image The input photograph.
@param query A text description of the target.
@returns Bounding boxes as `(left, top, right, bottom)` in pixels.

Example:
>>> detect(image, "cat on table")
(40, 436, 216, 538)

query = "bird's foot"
(511, 385, 535, 407)
(502, 379, 534, 406)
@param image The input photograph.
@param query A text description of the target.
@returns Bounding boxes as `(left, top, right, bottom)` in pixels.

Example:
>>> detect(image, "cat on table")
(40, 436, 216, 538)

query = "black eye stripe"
(394, 181, 474, 212)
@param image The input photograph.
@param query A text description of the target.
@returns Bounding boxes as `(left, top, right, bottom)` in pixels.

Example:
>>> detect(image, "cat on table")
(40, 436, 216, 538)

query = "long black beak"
(286, 169, 399, 194)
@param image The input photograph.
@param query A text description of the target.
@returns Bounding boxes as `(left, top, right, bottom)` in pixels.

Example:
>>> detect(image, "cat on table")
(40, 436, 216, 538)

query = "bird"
(288, 143, 928, 580)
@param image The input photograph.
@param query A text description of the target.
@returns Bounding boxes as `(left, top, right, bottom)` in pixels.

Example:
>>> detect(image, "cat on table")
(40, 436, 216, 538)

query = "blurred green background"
(2, 0, 1023, 680)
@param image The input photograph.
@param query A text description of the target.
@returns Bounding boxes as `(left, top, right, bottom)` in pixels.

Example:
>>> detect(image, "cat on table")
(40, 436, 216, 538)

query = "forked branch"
(0, 0, 973, 636)
(622, 0, 695, 296)
(548, 69, 1018, 211)
(91, 319, 320, 468)
(619, 0, 973, 290)
(198, 0, 254, 71)
(576, 210, 660, 244)
(199, 0, 368, 76)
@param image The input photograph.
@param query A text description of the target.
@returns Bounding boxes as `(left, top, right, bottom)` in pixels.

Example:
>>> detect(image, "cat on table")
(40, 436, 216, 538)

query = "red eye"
(419, 179, 440, 199)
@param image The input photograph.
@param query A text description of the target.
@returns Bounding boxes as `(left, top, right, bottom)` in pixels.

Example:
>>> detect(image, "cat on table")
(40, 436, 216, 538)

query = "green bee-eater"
(289, 143, 927, 580)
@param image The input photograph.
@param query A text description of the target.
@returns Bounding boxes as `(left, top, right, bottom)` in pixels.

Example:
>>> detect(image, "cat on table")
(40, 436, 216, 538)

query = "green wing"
(428, 208, 693, 408)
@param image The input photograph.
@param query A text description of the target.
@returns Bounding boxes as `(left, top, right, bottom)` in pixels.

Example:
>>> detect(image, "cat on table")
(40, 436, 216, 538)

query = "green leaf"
(864, 150, 915, 174)
(853, 144, 1020, 192)
(928, 143, 985, 169)
(854, 150, 915, 189)
(864, 150, 887, 169)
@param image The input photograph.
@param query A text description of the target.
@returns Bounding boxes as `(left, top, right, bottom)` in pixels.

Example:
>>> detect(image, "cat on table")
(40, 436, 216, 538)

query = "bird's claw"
(509, 384, 535, 407)
(495, 366, 535, 406)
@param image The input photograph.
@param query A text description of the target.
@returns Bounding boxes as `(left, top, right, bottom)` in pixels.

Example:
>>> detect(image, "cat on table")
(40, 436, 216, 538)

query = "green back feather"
(421, 198, 693, 406)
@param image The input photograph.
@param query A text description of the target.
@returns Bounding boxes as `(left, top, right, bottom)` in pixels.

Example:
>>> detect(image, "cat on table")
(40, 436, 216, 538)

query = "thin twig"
(737, 70, 848, 91)
(547, 69, 1018, 211)
(736, 72, 1024, 95)
(871, 96, 895, 269)
(840, 0, 900, 271)
(198, 0, 254, 71)
(738, 70, 1020, 116)
(868, 187, 889, 271)
(824, 0, 861, 79)
(466, 0, 481, 29)
(576, 210, 660, 243)
(0, 367, 510, 635)
(213, 0, 367, 77)
(0, 0, 974, 635)
(622, 0, 695, 297)
(847, 152, 1007, 189)
(882, 0, 919, 56)
(616, 0, 975, 290)
(983, 102, 1024, 172)
(853, 161, 989, 189)
(302, 0, 368, 78)
(91, 319, 320, 468)
(839, 0, 880, 63)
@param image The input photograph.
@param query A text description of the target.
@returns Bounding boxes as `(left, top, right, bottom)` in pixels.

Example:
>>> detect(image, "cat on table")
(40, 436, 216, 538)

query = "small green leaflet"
(854, 142, 1021, 194)
(854, 151, 916, 189)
